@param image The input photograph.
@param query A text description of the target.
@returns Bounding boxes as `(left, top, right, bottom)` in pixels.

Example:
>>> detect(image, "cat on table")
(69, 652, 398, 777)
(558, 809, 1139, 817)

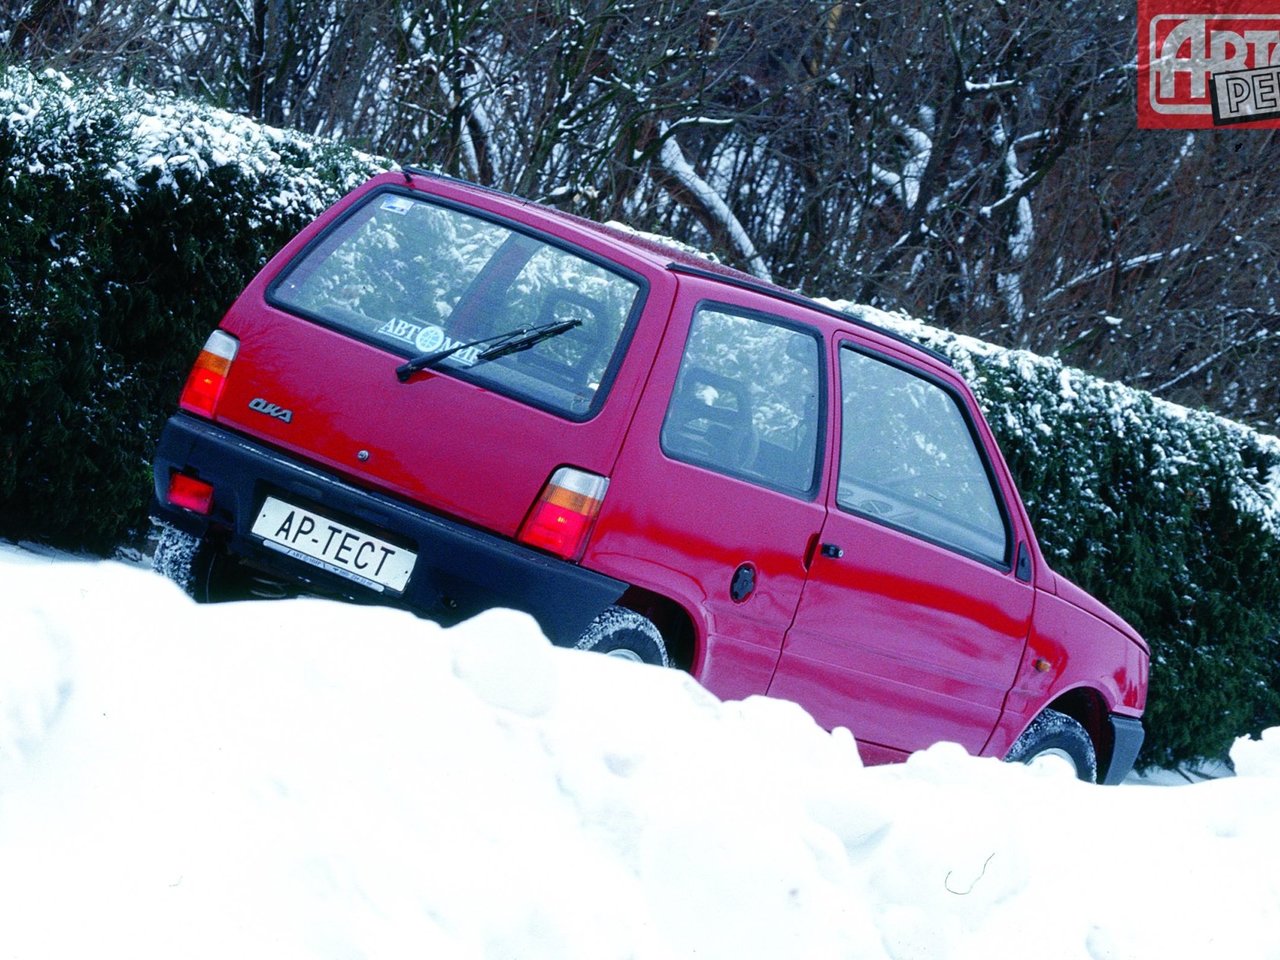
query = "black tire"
(575, 606, 670, 667)
(1005, 708, 1098, 783)
(151, 523, 203, 596)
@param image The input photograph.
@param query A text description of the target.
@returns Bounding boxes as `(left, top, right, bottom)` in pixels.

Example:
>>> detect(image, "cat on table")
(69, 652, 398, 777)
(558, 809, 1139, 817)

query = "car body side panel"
(774, 520, 1035, 756)
(768, 334, 1036, 758)
(585, 276, 829, 702)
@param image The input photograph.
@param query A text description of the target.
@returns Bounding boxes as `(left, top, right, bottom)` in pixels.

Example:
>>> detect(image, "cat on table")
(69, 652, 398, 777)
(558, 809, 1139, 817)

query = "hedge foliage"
(2, 68, 1278, 766)
(0, 66, 384, 550)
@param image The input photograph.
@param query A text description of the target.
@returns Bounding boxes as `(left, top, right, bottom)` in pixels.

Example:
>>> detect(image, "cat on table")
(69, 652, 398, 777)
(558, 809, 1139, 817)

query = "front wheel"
(1005, 708, 1098, 783)
(575, 606, 670, 667)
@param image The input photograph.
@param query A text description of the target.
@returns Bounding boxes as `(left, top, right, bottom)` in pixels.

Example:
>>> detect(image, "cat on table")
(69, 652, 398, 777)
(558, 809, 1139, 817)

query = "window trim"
(659, 299, 827, 501)
(264, 185, 651, 423)
(835, 341, 1015, 571)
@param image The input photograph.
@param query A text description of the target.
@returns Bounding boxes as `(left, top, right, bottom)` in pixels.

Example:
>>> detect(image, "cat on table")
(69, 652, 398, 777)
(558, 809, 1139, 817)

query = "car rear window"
(268, 189, 644, 419)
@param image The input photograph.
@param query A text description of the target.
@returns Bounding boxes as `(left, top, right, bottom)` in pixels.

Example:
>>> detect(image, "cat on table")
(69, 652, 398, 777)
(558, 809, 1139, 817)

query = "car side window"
(837, 346, 1008, 564)
(661, 304, 822, 495)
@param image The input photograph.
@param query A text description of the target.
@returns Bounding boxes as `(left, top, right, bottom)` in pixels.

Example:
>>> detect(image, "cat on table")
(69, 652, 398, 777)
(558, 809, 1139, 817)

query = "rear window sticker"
(377, 318, 425, 344)
(379, 196, 414, 215)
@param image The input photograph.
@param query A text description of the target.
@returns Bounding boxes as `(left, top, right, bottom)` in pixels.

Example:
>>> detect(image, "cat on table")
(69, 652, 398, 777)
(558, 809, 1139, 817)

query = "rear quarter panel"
(584, 274, 833, 701)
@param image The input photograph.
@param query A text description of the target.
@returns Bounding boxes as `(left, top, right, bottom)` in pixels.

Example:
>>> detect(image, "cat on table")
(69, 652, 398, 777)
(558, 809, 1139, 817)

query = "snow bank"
(3, 547, 1280, 959)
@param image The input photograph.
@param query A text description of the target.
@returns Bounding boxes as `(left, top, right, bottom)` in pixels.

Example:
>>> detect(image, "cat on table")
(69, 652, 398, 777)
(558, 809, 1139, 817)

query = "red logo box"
(1138, 0, 1280, 127)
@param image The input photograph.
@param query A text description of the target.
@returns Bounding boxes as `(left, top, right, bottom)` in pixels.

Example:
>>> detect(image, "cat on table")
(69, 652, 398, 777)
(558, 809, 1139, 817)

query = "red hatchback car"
(151, 169, 1148, 782)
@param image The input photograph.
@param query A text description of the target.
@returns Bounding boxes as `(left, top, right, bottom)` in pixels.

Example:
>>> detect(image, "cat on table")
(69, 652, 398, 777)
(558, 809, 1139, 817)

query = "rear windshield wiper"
(395, 318, 581, 383)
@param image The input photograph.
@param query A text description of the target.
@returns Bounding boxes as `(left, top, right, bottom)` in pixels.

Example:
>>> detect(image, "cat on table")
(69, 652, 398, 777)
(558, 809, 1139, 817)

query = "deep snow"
(2, 541, 1279, 959)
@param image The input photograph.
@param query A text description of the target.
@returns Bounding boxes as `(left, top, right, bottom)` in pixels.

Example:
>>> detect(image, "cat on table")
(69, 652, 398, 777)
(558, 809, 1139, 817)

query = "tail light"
(518, 467, 609, 561)
(167, 471, 214, 514)
(179, 330, 239, 418)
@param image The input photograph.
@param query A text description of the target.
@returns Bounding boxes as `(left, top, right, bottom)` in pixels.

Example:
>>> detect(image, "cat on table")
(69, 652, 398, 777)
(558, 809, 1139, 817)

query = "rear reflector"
(179, 329, 239, 418)
(518, 467, 609, 561)
(167, 472, 214, 515)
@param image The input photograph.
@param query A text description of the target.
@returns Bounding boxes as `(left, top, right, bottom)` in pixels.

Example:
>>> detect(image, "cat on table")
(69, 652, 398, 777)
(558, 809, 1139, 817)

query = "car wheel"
(151, 522, 203, 596)
(151, 524, 250, 603)
(1005, 708, 1098, 782)
(575, 606, 670, 667)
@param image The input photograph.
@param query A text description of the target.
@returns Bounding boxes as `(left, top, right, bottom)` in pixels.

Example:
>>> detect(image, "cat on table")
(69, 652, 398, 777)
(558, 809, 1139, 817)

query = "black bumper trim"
(150, 413, 626, 645)
(1102, 714, 1146, 785)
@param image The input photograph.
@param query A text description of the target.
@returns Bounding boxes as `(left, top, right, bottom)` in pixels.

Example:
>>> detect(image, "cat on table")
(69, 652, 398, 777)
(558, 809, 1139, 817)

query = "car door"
(586, 280, 827, 700)
(768, 338, 1033, 760)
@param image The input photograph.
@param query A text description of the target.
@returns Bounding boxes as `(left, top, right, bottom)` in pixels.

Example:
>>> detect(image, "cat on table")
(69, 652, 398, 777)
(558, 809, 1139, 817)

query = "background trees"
(4, 0, 1275, 432)
(5, 0, 1275, 431)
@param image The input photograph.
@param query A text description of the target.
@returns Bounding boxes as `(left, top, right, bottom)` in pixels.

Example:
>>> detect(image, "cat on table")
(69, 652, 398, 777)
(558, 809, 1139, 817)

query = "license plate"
(251, 497, 416, 594)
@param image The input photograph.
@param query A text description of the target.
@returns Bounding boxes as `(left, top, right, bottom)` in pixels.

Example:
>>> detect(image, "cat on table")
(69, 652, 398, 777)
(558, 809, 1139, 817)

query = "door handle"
(820, 543, 844, 559)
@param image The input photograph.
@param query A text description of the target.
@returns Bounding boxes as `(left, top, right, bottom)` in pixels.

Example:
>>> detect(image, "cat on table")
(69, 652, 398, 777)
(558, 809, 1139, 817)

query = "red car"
(151, 170, 1148, 782)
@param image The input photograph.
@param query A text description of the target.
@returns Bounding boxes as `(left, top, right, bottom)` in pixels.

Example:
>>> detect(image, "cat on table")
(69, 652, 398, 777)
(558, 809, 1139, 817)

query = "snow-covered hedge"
(2, 68, 1277, 766)
(0, 67, 386, 549)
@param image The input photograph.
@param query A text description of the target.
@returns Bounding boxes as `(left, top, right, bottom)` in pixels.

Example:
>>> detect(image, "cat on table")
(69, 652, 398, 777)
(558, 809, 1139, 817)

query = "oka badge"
(1139, 0, 1280, 127)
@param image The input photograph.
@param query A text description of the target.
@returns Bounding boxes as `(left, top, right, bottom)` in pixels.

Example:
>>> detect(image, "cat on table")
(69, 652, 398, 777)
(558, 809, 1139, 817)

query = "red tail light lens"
(518, 467, 609, 561)
(167, 472, 214, 515)
(179, 330, 239, 418)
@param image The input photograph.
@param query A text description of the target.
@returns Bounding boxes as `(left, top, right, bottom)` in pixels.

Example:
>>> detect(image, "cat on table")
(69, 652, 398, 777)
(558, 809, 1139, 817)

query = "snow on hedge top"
(1, 65, 386, 218)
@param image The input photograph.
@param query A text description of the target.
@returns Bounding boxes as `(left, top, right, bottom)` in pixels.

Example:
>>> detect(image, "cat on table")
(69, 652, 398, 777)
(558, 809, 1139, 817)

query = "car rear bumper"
(151, 413, 626, 644)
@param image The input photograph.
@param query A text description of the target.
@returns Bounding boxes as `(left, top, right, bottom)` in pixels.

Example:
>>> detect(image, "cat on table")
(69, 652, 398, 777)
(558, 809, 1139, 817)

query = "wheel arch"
(1043, 686, 1114, 776)
(615, 585, 699, 672)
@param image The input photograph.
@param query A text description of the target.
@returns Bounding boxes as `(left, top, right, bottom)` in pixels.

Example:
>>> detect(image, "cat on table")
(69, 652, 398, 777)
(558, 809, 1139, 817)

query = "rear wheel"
(1005, 708, 1098, 782)
(575, 606, 669, 666)
(151, 523, 203, 595)
(151, 524, 256, 603)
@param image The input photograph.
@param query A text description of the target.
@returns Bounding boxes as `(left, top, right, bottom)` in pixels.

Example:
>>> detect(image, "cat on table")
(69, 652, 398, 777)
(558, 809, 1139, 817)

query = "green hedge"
(3, 68, 1277, 766)
(0, 67, 385, 550)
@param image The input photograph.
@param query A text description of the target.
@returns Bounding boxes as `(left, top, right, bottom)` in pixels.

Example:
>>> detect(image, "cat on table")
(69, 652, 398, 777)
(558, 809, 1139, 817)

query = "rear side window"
(838, 346, 1008, 564)
(661, 303, 822, 495)
(269, 190, 643, 419)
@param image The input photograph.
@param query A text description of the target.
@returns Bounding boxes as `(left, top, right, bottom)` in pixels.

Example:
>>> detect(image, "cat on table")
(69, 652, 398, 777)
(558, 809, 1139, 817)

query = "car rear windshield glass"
(269, 190, 643, 419)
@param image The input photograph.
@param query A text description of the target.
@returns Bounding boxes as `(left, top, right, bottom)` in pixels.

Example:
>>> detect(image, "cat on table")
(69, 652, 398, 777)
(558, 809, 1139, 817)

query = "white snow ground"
(2, 541, 1279, 960)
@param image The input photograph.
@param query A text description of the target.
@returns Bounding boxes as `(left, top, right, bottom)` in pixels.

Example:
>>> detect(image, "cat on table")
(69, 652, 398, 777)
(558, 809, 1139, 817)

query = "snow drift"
(2, 543, 1279, 959)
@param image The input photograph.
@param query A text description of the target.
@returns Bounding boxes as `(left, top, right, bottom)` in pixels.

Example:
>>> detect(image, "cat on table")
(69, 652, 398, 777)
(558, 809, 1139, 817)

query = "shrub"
(0, 67, 385, 550)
